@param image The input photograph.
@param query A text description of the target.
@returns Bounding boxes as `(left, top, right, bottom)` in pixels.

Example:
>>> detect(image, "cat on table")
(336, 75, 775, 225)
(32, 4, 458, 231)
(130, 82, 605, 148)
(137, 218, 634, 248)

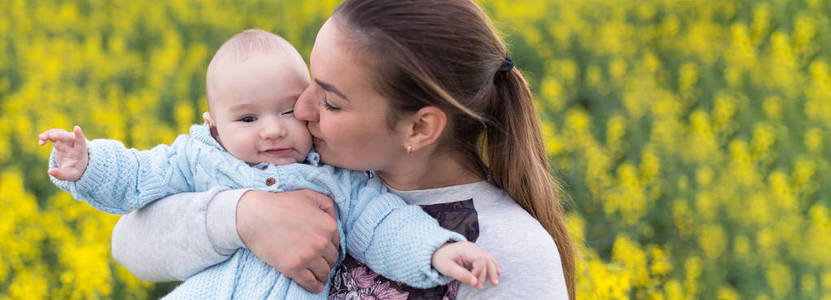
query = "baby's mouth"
(264, 148, 294, 156)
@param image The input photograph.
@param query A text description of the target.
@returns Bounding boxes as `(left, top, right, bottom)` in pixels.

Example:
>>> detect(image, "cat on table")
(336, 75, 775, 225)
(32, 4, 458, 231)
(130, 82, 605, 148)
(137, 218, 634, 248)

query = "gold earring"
(406, 145, 413, 154)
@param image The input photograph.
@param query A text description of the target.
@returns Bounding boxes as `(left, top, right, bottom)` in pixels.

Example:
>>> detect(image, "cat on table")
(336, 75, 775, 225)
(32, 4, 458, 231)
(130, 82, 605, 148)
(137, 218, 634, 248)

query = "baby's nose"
(261, 121, 288, 139)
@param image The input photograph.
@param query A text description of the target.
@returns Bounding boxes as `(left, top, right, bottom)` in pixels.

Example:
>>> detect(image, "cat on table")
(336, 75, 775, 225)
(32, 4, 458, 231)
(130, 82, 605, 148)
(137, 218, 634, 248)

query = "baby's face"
(207, 53, 312, 166)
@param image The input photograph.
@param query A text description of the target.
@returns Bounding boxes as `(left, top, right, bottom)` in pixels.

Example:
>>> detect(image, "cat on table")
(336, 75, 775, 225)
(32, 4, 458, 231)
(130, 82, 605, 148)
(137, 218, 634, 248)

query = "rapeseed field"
(1, 0, 829, 299)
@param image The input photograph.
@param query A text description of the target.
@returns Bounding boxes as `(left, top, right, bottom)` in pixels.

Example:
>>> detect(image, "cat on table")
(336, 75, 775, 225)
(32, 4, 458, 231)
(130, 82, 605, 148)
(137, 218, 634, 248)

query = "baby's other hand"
(431, 241, 500, 290)
(38, 125, 89, 181)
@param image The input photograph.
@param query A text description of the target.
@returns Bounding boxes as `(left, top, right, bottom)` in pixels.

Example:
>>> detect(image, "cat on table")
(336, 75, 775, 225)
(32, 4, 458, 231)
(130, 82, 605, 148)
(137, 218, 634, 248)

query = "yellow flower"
(648, 245, 672, 277)
(823, 270, 831, 294)
(639, 149, 660, 184)
(684, 256, 701, 298)
(712, 94, 737, 133)
(695, 167, 714, 187)
(767, 171, 797, 212)
(586, 65, 604, 89)
(678, 62, 698, 96)
(541, 76, 565, 112)
(792, 158, 818, 195)
(765, 262, 793, 298)
(716, 286, 739, 300)
(793, 15, 817, 55)
(609, 58, 628, 84)
(7, 269, 48, 299)
(695, 192, 717, 222)
(751, 3, 771, 46)
(802, 274, 816, 296)
(804, 128, 825, 153)
(733, 235, 751, 263)
(606, 115, 627, 153)
(565, 108, 591, 134)
(664, 279, 683, 300)
(672, 199, 694, 238)
(699, 225, 727, 259)
(762, 96, 782, 120)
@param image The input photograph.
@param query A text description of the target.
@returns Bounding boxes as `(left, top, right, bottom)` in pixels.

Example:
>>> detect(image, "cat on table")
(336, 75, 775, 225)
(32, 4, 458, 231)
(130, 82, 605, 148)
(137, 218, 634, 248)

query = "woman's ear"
(403, 106, 447, 152)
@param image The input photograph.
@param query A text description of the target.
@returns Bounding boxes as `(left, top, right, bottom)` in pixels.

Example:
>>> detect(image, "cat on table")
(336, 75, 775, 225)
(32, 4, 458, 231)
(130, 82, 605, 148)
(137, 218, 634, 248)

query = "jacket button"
(265, 177, 275, 186)
(261, 165, 268, 170)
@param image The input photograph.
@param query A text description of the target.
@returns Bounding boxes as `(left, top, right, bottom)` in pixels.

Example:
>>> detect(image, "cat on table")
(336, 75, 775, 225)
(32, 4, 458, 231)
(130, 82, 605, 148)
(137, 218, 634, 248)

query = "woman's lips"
(308, 127, 323, 144)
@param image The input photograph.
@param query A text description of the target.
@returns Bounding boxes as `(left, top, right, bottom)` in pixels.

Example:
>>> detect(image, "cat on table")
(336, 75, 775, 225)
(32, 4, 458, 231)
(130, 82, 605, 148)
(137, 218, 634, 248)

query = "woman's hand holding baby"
(38, 125, 89, 181)
(236, 190, 340, 293)
(432, 241, 500, 290)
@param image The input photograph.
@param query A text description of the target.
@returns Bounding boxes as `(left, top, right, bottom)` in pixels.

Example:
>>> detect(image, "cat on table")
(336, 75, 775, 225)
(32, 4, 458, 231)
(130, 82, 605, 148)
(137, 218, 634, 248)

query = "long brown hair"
(333, 0, 575, 298)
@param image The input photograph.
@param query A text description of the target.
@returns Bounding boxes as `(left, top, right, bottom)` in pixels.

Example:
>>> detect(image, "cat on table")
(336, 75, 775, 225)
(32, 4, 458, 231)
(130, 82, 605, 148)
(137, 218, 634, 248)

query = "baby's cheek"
(296, 125, 314, 153)
(223, 136, 256, 162)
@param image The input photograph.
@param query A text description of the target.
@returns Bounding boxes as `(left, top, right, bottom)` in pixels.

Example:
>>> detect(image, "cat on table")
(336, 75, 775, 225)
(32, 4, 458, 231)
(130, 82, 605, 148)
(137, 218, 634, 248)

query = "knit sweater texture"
(49, 124, 462, 299)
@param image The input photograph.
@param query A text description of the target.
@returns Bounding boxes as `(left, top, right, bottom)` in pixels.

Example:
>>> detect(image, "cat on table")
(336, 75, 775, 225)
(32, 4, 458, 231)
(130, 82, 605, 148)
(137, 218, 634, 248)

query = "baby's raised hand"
(38, 125, 89, 181)
(431, 241, 500, 290)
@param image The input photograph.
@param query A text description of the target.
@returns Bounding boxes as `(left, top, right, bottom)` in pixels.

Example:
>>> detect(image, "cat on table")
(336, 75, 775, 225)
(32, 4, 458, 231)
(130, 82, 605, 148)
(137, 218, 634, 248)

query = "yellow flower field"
(1, 0, 829, 299)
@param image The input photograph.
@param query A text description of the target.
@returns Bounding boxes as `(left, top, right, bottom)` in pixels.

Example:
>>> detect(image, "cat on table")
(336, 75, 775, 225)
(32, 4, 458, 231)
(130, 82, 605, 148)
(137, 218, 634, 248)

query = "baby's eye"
(281, 110, 294, 116)
(239, 116, 257, 123)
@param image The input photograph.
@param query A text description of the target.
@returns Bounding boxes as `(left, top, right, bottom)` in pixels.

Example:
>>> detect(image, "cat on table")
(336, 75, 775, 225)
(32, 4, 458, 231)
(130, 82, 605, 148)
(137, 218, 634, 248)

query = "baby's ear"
(202, 112, 215, 126)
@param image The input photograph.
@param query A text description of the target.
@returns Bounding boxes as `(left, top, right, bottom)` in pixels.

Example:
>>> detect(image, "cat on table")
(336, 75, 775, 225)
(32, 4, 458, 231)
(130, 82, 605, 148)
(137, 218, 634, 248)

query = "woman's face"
(295, 18, 408, 171)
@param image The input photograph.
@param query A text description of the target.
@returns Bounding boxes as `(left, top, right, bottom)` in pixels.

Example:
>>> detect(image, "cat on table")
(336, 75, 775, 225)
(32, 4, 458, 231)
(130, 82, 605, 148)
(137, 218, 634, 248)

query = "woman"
(112, 0, 575, 298)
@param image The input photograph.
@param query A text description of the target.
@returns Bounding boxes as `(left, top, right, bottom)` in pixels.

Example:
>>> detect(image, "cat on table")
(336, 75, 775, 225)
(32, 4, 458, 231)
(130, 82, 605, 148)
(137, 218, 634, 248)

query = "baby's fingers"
(487, 256, 500, 286)
(49, 131, 76, 150)
(73, 126, 87, 149)
(442, 262, 477, 287)
(473, 258, 486, 290)
(38, 129, 70, 145)
(48, 167, 79, 181)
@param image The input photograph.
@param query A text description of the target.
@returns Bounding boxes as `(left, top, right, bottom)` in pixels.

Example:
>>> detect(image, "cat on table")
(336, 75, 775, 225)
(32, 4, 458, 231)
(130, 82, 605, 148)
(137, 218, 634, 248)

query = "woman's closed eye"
(321, 93, 340, 111)
(281, 110, 294, 116)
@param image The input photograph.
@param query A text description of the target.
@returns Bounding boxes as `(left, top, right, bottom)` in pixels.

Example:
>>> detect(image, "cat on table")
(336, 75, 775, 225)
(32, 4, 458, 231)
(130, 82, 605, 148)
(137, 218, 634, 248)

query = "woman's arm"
(111, 187, 245, 281)
(111, 188, 340, 292)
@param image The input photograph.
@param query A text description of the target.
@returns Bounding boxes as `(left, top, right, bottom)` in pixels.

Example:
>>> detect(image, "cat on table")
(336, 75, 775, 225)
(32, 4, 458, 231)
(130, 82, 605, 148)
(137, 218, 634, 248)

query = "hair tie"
(498, 54, 514, 72)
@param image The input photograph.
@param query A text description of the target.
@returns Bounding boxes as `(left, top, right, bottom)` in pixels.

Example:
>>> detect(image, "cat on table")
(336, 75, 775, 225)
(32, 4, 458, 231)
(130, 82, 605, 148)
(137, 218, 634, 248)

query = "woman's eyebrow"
(314, 79, 350, 101)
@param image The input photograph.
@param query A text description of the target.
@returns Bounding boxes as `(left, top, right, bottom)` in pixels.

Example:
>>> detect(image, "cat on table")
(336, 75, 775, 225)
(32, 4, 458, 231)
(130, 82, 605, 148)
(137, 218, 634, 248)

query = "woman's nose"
(294, 87, 318, 122)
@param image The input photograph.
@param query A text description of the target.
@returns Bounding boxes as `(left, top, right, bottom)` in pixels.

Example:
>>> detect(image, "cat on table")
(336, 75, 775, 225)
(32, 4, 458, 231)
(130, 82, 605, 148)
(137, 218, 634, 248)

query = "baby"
(39, 29, 498, 298)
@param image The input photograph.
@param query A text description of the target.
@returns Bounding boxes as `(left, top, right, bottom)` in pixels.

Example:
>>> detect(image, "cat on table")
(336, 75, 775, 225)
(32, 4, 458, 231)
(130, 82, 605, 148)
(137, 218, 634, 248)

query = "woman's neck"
(377, 150, 483, 191)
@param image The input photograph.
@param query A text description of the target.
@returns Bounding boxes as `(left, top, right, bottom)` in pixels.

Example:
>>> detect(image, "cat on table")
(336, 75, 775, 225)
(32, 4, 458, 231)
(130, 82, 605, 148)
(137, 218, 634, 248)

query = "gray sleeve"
(456, 200, 569, 299)
(455, 243, 568, 300)
(110, 187, 247, 281)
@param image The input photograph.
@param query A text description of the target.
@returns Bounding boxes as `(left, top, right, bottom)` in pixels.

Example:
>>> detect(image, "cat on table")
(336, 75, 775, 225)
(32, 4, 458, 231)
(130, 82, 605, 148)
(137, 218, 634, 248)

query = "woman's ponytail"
(485, 68, 576, 300)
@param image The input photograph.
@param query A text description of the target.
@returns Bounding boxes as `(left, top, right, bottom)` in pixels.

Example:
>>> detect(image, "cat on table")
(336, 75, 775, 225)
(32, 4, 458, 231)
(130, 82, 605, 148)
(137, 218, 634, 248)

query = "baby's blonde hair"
(205, 29, 304, 109)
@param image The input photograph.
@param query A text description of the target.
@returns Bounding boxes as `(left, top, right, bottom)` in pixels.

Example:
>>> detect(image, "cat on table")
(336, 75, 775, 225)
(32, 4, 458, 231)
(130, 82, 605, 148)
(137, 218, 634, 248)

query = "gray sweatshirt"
(111, 182, 568, 299)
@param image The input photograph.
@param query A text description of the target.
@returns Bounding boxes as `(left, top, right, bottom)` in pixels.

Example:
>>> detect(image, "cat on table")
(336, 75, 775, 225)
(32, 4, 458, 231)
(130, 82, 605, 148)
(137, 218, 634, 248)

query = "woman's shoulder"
(468, 183, 554, 242)
(473, 192, 559, 260)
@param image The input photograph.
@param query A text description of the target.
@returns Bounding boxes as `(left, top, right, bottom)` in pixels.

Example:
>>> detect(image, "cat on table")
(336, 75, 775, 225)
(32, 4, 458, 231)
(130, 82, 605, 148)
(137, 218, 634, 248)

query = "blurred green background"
(1, 0, 829, 299)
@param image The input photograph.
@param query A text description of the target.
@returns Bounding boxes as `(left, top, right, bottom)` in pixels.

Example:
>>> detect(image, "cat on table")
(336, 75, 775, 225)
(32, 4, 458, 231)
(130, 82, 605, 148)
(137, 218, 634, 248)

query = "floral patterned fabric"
(329, 199, 479, 300)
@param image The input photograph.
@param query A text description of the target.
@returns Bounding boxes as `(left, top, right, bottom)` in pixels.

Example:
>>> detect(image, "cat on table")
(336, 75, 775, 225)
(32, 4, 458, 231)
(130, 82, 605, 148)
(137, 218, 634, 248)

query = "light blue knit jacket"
(50, 124, 464, 299)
